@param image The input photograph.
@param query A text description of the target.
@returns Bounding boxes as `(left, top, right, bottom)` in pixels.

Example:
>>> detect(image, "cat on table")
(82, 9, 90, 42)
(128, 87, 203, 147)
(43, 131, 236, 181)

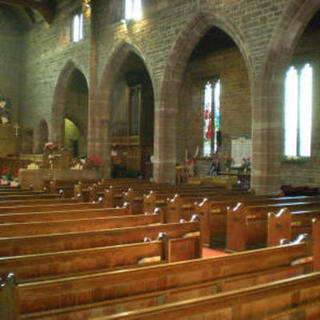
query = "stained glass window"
(203, 80, 221, 157)
(284, 63, 313, 157)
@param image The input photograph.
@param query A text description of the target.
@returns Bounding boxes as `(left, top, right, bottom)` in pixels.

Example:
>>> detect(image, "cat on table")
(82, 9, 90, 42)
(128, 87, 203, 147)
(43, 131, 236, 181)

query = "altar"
(18, 144, 102, 191)
(19, 168, 102, 191)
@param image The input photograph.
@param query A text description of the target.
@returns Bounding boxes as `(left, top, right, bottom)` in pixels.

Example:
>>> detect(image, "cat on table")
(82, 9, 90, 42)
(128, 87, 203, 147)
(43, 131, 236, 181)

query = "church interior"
(1, 0, 320, 319)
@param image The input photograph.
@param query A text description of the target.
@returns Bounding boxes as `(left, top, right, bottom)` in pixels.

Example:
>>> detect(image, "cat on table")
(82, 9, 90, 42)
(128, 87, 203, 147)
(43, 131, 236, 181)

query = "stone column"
(251, 73, 284, 195)
(51, 108, 64, 146)
(153, 101, 177, 184)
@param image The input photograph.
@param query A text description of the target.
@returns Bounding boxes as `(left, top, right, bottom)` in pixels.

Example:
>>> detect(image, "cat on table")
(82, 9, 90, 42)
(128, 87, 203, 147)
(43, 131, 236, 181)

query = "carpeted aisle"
(202, 247, 229, 258)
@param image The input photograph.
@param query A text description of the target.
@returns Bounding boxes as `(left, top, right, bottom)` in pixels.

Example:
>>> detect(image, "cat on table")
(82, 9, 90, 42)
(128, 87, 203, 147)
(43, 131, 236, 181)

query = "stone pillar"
(251, 74, 284, 195)
(153, 102, 177, 184)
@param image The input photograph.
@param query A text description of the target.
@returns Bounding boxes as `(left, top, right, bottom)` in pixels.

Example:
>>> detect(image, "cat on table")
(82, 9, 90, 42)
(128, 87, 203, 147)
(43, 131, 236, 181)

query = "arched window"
(284, 63, 313, 157)
(125, 0, 142, 20)
(203, 80, 220, 157)
(72, 12, 84, 43)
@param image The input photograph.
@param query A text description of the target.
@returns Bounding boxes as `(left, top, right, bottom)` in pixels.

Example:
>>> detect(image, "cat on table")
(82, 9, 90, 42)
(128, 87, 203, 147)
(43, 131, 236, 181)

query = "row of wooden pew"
(2, 181, 320, 252)
(2, 182, 320, 318)
(2, 221, 320, 319)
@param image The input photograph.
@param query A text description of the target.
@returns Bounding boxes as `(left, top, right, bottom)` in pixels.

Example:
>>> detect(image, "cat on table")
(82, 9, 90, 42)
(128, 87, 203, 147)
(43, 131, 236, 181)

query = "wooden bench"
(0, 200, 121, 214)
(0, 206, 130, 223)
(0, 233, 201, 282)
(143, 188, 251, 214)
(226, 200, 320, 251)
(268, 207, 320, 246)
(0, 219, 200, 256)
(0, 225, 315, 319)
(0, 211, 164, 237)
(99, 272, 320, 320)
(101, 183, 245, 212)
(0, 193, 63, 202)
(154, 194, 320, 246)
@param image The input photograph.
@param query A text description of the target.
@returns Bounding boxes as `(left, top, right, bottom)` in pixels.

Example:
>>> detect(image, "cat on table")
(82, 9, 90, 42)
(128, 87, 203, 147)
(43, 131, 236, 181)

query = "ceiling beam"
(0, 0, 55, 23)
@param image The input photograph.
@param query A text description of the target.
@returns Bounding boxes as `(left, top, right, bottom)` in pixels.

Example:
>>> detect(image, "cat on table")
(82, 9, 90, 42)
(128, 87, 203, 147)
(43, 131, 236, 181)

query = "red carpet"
(202, 247, 228, 258)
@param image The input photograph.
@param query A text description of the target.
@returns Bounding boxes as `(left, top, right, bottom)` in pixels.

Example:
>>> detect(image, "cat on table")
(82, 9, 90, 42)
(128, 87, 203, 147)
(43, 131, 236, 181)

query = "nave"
(1, 179, 320, 319)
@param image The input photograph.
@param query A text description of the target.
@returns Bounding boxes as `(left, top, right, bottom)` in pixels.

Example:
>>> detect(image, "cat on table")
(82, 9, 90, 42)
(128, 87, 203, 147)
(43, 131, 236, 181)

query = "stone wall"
(0, 8, 24, 125)
(20, 0, 91, 142)
(3, 0, 319, 192)
(280, 27, 320, 187)
(177, 46, 251, 163)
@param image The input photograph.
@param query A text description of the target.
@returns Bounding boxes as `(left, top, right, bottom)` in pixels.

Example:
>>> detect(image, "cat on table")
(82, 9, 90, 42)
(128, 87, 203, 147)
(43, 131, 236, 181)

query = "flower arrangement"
(86, 155, 102, 169)
(0, 167, 13, 185)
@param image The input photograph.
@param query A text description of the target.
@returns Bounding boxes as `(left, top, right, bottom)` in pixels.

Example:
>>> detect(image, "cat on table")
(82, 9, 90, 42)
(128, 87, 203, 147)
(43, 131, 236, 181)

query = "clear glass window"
(125, 0, 142, 20)
(284, 63, 313, 157)
(72, 13, 84, 43)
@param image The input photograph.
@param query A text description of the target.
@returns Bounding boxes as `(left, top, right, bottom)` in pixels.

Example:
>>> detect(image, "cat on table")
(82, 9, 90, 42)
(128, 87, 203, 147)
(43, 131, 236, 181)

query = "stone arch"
(33, 119, 49, 154)
(155, 11, 253, 183)
(51, 60, 88, 145)
(89, 40, 155, 177)
(251, 0, 320, 195)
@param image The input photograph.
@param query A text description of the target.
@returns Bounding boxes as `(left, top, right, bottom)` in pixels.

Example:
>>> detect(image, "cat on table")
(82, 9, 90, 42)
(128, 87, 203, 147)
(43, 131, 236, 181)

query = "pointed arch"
(251, 0, 320, 195)
(160, 11, 253, 113)
(154, 11, 253, 183)
(93, 39, 154, 123)
(51, 60, 88, 145)
(89, 40, 155, 177)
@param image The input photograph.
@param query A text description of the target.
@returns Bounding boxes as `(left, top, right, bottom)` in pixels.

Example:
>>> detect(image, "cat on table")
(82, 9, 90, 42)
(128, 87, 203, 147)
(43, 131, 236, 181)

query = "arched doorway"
(51, 63, 88, 158)
(178, 26, 251, 178)
(252, 0, 320, 195)
(63, 69, 88, 157)
(92, 41, 155, 179)
(110, 52, 154, 179)
(156, 13, 252, 183)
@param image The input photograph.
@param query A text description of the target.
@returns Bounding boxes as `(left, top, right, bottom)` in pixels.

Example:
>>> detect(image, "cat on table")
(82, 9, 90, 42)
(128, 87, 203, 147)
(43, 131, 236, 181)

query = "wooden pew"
(0, 198, 80, 210)
(0, 230, 313, 319)
(0, 219, 200, 256)
(268, 207, 320, 246)
(143, 188, 251, 214)
(158, 194, 320, 246)
(45, 179, 99, 198)
(0, 206, 130, 223)
(0, 233, 201, 282)
(102, 183, 245, 212)
(226, 200, 320, 251)
(0, 200, 113, 214)
(0, 193, 63, 202)
(0, 211, 164, 237)
(75, 178, 150, 202)
(99, 272, 320, 320)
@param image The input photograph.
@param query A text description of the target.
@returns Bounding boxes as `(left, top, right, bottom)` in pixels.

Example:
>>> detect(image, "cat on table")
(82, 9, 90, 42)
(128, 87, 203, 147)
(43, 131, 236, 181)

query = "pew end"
(313, 219, 320, 271)
(0, 273, 17, 320)
(226, 202, 247, 252)
(267, 208, 292, 247)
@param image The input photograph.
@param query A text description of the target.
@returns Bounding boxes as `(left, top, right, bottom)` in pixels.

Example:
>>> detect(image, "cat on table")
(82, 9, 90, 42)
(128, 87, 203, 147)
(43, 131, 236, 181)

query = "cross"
(13, 123, 20, 137)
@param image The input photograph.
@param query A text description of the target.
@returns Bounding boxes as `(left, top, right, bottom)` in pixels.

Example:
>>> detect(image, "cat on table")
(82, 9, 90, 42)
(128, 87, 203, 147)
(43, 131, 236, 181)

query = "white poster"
(231, 136, 252, 167)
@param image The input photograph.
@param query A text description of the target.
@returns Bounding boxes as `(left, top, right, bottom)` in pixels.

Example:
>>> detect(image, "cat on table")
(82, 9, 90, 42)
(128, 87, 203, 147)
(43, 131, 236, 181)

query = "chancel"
(0, 1, 320, 319)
